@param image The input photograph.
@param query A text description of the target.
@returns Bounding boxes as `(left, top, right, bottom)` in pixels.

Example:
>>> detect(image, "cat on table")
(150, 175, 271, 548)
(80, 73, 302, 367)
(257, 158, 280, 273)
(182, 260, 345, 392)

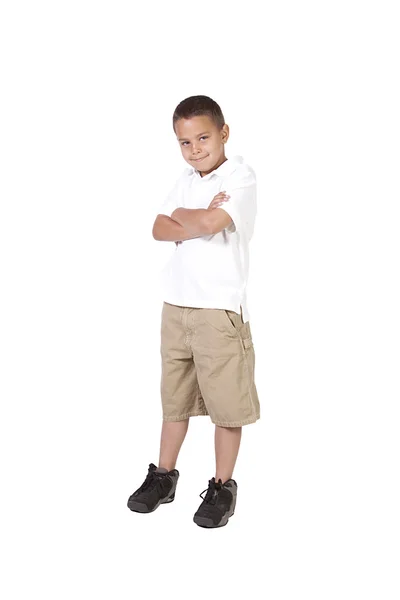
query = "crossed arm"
(152, 207, 233, 242)
(152, 209, 209, 242)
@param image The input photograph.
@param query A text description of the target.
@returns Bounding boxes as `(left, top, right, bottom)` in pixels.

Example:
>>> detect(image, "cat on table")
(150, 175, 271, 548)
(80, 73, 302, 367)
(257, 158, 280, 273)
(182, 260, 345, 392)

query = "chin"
(191, 158, 208, 167)
(199, 158, 214, 169)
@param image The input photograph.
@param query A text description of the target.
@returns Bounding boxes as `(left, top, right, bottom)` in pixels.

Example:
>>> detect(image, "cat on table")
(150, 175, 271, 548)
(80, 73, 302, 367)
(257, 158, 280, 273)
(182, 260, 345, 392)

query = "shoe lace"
(199, 477, 222, 505)
(136, 465, 166, 495)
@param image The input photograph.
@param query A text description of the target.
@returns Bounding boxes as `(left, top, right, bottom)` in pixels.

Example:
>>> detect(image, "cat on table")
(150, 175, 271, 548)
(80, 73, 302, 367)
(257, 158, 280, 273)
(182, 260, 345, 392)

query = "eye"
(181, 136, 208, 146)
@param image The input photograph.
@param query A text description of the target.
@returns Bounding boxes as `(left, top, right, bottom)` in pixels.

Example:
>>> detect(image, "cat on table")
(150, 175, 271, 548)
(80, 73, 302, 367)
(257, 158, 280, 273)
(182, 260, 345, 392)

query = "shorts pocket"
(223, 309, 242, 337)
(224, 310, 254, 352)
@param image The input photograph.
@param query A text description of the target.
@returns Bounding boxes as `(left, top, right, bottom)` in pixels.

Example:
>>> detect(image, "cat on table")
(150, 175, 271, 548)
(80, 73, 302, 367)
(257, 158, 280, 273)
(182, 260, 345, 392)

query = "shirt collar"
(190, 155, 244, 180)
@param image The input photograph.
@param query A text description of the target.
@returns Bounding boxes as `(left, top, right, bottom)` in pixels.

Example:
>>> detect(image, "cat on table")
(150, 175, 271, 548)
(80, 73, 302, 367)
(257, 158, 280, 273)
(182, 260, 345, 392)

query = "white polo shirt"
(156, 155, 257, 323)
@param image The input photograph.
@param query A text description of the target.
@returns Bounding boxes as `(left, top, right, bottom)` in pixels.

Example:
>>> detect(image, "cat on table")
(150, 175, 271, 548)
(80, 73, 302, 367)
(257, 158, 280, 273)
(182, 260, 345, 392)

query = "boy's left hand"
(208, 191, 230, 210)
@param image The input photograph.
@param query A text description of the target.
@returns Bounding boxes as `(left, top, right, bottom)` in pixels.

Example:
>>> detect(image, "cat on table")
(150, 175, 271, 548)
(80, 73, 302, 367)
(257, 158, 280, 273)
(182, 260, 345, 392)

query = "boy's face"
(175, 115, 229, 176)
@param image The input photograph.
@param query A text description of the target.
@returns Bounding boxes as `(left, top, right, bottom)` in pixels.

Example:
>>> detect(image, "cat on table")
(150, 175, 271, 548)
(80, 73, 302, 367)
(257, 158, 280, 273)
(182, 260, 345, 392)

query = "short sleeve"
(220, 167, 257, 240)
(157, 171, 186, 218)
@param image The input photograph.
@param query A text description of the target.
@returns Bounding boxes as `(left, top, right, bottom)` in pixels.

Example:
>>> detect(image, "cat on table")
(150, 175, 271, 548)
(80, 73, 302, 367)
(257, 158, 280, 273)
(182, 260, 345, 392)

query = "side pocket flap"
(243, 337, 253, 349)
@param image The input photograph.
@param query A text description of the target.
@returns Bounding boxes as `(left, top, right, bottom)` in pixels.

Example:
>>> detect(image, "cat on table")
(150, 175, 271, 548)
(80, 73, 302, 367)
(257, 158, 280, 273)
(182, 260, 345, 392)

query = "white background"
(1, 1, 399, 598)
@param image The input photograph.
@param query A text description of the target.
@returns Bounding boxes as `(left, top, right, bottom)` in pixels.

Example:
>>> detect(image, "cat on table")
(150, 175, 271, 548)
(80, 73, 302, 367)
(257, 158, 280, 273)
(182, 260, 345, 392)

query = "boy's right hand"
(208, 191, 230, 210)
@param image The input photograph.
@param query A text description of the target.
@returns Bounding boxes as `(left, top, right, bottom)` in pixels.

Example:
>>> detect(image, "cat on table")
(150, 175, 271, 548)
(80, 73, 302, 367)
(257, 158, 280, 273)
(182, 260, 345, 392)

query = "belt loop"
(240, 304, 244, 324)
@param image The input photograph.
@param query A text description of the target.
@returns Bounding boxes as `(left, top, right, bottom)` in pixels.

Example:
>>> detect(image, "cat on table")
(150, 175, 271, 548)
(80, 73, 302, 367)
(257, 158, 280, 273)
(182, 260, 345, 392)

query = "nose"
(191, 142, 201, 155)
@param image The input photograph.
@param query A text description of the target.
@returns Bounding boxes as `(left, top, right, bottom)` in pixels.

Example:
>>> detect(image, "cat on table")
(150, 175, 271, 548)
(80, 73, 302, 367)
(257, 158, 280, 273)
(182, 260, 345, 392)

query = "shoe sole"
(127, 492, 175, 513)
(193, 510, 234, 528)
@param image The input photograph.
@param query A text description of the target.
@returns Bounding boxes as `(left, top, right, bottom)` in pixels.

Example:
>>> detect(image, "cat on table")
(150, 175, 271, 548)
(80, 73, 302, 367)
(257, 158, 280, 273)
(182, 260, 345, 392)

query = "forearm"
(152, 214, 204, 242)
(170, 208, 211, 236)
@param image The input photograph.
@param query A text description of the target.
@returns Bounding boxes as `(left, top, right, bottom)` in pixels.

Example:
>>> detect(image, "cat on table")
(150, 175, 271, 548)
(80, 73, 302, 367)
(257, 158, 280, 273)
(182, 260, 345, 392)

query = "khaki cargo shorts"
(160, 302, 260, 427)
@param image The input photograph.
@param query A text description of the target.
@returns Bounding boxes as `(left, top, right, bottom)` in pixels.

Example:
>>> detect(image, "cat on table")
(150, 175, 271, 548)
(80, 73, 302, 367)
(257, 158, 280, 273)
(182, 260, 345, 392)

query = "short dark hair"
(172, 95, 225, 132)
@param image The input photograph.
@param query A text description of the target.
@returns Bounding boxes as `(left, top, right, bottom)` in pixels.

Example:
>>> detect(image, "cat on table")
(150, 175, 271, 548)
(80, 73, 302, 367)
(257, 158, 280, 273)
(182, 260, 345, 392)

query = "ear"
(221, 123, 230, 143)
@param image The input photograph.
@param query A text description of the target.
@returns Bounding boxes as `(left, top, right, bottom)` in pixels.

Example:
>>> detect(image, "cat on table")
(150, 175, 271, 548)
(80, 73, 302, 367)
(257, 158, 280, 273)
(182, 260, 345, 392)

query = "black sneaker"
(127, 463, 179, 513)
(193, 477, 237, 528)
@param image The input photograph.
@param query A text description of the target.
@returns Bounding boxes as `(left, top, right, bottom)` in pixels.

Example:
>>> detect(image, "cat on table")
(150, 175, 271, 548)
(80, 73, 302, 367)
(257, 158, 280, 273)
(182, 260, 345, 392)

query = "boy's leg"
(191, 307, 259, 527)
(159, 419, 189, 471)
(193, 425, 241, 528)
(215, 425, 242, 483)
(127, 418, 188, 514)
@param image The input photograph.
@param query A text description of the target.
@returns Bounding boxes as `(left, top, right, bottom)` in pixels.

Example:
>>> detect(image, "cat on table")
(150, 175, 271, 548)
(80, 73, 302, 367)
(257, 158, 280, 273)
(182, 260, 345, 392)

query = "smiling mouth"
(192, 156, 207, 162)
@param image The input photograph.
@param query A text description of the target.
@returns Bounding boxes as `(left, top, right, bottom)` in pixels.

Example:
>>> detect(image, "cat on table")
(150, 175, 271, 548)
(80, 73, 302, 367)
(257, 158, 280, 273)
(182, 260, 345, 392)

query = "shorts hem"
(212, 413, 260, 427)
(163, 411, 209, 422)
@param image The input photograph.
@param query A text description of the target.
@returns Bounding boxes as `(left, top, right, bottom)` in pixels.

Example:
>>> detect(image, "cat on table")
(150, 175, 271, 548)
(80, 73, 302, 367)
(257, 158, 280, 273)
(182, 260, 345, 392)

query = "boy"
(127, 95, 260, 528)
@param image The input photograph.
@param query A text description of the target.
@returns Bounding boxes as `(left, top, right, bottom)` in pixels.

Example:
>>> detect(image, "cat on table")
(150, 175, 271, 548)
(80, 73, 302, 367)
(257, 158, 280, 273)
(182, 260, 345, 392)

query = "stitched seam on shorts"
(197, 382, 207, 413)
(242, 344, 256, 416)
